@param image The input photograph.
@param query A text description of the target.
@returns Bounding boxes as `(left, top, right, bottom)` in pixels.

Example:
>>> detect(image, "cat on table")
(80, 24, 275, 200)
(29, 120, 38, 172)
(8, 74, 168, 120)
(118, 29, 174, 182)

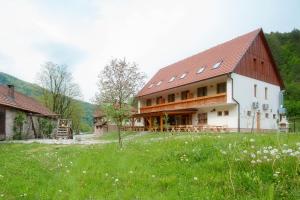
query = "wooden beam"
(160, 116, 163, 132)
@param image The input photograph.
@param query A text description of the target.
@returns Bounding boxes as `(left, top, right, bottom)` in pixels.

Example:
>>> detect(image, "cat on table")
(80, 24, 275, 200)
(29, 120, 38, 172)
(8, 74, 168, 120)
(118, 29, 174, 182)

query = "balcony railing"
(140, 93, 227, 113)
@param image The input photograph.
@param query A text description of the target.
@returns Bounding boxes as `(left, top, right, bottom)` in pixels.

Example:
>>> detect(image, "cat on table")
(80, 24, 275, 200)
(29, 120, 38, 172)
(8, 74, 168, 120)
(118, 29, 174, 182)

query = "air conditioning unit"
(262, 104, 269, 110)
(252, 101, 259, 109)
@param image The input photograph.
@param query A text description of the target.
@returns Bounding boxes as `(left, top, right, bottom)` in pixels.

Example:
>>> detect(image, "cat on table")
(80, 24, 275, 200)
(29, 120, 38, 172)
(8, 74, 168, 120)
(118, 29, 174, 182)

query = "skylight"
(148, 84, 154, 88)
(156, 81, 162, 86)
(197, 67, 205, 74)
(168, 76, 176, 82)
(212, 61, 223, 69)
(180, 73, 187, 79)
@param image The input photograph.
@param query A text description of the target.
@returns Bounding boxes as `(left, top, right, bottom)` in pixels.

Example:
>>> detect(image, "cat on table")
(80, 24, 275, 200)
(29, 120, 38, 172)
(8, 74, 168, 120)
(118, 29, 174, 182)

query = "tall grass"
(0, 133, 299, 199)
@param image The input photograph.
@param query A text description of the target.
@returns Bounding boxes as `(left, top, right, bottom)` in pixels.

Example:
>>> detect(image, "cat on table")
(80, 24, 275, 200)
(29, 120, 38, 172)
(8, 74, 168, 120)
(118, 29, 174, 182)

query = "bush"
(38, 118, 54, 138)
(13, 112, 26, 140)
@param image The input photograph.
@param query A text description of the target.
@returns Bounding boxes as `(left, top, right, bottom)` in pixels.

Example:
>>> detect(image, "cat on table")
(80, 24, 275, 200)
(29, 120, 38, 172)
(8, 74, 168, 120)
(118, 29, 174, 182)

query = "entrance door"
(0, 108, 5, 140)
(256, 112, 261, 131)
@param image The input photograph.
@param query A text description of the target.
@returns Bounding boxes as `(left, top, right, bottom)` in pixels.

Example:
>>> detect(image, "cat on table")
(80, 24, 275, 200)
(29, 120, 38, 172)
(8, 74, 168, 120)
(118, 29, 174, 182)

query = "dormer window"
(180, 73, 187, 79)
(156, 81, 162, 86)
(212, 60, 222, 69)
(148, 84, 154, 88)
(197, 67, 205, 74)
(168, 76, 176, 82)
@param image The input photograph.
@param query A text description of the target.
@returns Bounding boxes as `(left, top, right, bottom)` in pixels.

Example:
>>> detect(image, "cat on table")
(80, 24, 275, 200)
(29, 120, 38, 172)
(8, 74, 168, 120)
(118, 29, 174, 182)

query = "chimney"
(7, 84, 15, 99)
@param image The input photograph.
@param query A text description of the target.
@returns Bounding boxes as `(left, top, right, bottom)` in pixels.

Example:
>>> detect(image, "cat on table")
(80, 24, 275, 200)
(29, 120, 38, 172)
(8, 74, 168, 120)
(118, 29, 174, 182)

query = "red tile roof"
(0, 85, 57, 117)
(137, 28, 262, 97)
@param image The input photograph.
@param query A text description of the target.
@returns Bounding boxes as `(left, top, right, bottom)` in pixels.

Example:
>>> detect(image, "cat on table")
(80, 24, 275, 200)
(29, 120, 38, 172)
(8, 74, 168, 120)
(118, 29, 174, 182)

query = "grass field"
(0, 132, 300, 199)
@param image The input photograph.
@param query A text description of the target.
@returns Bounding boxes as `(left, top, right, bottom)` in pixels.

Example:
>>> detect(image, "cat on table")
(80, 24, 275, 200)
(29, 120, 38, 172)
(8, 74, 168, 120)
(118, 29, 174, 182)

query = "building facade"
(136, 29, 285, 132)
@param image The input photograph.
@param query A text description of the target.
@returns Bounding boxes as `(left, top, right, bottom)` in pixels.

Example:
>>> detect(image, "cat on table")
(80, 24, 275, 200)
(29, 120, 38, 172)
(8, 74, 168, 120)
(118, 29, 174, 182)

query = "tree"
(95, 58, 145, 146)
(37, 62, 83, 132)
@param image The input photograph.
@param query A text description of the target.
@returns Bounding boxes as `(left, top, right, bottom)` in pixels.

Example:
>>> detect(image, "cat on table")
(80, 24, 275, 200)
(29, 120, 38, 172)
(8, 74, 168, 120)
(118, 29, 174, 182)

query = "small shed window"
(212, 61, 222, 69)
(197, 67, 205, 74)
(168, 76, 176, 82)
(180, 73, 187, 79)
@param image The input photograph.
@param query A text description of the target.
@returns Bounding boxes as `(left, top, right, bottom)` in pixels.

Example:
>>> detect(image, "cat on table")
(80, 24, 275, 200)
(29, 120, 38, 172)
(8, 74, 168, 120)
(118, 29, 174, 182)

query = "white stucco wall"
(232, 73, 280, 130)
(5, 109, 16, 139)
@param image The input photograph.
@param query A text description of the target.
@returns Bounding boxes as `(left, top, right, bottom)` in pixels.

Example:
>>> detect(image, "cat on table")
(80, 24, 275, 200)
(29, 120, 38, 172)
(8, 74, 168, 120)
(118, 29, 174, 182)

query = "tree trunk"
(117, 125, 122, 147)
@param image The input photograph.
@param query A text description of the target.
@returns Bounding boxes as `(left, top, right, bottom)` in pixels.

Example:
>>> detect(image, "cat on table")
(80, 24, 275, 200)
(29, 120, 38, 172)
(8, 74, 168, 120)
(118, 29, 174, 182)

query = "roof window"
(156, 81, 162, 86)
(196, 67, 205, 74)
(179, 73, 187, 79)
(168, 76, 176, 82)
(148, 84, 154, 88)
(212, 60, 222, 69)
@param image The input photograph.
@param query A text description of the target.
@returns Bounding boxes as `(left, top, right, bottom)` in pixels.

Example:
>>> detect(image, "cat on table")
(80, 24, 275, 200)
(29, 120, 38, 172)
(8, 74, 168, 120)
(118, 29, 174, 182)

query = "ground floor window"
(224, 110, 229, 116)
(198, 113, 207, 124)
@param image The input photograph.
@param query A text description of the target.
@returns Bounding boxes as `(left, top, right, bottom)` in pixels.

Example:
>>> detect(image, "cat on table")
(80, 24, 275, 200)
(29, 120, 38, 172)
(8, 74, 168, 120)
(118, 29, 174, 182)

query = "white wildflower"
(82, 170, 86, 174)
(58, 190, 62, 193)
(250, 138, 255, 143)
(256, 159, 262, 163)
(250, 153, 256, 158)
(235, 158, 241, 161)
(251, 160, 256, 164)
(151, 175, 156, 178)
(263, 149, 269, 154)
(263, 156, 268, 160)
(105, 173, 109, 177)
(276, 155, 280, 159)
(220, 150, 227, 155)
(268, 146, 273, 150)
(267, 159, 271, 162)
(273, 173, 278, 177)
(193, 177, 198, 181)
(257, 150, 262, 155)
(0, 175, 3, 178)
(251, 145, 255, 149)
(283, 144, 288, 147)
(129, 170, 133, 174)
(115, 178, 119, 182)
(66, 170, 70, 173)
(0, 194, 4, 197)
(243, 150, 248, 154)
(185, 141, 188, 144)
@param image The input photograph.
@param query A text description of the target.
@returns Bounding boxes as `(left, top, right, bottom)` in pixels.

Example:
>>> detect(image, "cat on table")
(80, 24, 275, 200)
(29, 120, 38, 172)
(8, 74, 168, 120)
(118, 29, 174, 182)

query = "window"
(137, 118, 141, 123)
(156, 96, 163, 104)
(197, 86, 207, 97)
(217, 82, 227, 94)
(180, 73, 187, 79)
(265, 113, 269, 118)
(224, 111, 229, 116)
(197, 67, 205, 74)
(156, 81, 162, 86)
(217, 111, 222, 116)
(169, 76, 176, 82)
(254, 84, 257, 97)
(168, 94, 175, 103)
(181, 90, 189, 100)
(146, 99, 152, 106)
(247, 111, 251, 116)
(148, 84, 154, 88)
(273, 114, 276, 119)
(265, 87, 268, 100)
(198, 113, 207, 124)
(212, 61, 222, 69)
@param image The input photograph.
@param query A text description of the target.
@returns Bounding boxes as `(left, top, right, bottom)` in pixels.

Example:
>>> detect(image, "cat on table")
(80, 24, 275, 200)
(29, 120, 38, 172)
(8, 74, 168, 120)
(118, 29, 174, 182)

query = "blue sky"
(0, 0, 299, 102)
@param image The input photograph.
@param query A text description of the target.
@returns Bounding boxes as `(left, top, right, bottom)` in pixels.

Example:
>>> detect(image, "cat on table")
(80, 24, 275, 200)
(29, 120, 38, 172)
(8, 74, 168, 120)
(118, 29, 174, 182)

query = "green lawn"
(0, 133, 300, 199)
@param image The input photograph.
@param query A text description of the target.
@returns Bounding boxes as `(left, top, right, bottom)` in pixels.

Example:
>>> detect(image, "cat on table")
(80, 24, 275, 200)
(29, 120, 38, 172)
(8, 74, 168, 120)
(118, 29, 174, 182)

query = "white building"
(136, 28, 285, 132)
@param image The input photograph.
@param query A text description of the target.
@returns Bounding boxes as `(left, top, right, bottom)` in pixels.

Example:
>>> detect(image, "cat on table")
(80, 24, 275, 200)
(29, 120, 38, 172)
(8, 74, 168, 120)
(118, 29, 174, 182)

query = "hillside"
(265, 29, 300, 117)
(0, 72, 94, 130)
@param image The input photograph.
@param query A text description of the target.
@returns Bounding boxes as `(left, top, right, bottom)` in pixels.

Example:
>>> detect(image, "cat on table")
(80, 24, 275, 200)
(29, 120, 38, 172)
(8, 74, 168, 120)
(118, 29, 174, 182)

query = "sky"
(0, 0, 299, 103)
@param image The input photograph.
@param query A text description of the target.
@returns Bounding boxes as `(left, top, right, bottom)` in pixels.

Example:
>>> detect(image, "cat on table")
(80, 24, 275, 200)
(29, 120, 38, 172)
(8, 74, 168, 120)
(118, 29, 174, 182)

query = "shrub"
(13, 112, 26, 140)
(38, 118, 54, 138)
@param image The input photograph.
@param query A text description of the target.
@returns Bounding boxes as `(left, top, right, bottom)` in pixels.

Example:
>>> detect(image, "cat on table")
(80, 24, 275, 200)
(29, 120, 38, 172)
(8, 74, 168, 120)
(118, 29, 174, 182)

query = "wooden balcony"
(140, 93, 227, 113)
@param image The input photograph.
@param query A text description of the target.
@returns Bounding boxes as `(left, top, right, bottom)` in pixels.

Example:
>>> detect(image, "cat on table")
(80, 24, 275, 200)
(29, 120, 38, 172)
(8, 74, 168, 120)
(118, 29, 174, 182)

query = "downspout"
(228, 73, 240, 132)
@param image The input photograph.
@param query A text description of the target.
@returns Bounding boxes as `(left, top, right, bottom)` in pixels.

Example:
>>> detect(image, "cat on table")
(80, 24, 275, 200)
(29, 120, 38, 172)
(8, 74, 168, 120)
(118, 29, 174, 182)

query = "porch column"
(149, 117, 152, 131)
(160, 115, 163, 132)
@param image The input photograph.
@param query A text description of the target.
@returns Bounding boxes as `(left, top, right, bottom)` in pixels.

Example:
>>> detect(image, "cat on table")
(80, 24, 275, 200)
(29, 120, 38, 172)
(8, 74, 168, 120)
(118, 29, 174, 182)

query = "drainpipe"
(228, 73, 240, 132)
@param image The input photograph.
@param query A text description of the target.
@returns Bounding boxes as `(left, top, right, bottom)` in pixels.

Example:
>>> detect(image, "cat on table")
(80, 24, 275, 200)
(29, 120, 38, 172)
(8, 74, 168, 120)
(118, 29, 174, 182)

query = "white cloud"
(0, 0, 299, 102)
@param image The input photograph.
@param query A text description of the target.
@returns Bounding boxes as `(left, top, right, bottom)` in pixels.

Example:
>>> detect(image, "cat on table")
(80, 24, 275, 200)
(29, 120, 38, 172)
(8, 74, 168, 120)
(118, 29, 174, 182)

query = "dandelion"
(115, 178, 119, 182)
(193, 177, 198, 181)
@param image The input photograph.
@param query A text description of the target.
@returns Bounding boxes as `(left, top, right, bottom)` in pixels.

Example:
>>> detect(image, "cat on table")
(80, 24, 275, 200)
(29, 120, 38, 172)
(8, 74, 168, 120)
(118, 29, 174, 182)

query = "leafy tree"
(37, 62, 84, 133)
(95, 58, 145, 146)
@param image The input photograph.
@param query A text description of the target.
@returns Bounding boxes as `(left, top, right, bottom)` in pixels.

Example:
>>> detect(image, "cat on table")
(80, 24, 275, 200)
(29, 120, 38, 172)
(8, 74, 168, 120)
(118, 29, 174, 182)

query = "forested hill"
(265, 29, 300, 117)
(0, 72, 94, 131)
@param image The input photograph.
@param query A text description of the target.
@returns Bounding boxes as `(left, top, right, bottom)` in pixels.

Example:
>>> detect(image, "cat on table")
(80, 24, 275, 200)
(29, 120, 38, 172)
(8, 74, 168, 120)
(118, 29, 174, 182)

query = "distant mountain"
(0, 72, 94, 130)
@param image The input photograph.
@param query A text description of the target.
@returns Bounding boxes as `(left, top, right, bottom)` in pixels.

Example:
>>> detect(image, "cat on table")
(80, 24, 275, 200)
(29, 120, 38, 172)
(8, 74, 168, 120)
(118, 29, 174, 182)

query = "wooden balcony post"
(149, 117, 152, 131)
(160, 115, 163, 132)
